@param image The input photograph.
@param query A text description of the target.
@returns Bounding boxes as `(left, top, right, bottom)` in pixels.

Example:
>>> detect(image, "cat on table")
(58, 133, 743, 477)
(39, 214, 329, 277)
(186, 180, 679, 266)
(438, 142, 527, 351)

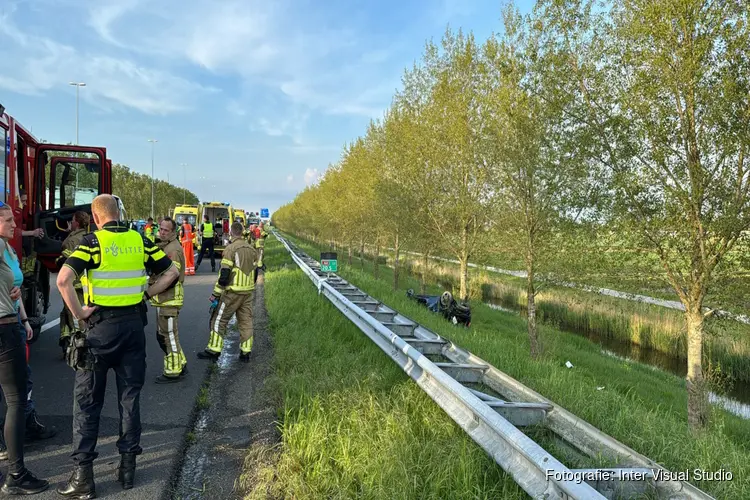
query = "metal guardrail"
(274, 232, 715, 500)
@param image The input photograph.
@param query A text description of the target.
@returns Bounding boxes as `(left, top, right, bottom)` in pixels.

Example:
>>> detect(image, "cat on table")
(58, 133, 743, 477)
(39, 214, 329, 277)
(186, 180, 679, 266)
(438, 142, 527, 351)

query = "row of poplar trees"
(112, 164, 199, 220)
(273, 0, 750, 432)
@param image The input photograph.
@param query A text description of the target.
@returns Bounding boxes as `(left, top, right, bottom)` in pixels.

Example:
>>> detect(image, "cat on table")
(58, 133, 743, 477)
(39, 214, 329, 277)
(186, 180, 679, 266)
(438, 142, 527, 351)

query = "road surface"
(9, 268, 218, 498)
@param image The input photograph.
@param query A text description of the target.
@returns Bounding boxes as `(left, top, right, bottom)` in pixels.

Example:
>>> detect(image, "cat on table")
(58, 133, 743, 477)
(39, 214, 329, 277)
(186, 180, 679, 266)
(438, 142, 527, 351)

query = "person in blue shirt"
(0, 202, 48, 494)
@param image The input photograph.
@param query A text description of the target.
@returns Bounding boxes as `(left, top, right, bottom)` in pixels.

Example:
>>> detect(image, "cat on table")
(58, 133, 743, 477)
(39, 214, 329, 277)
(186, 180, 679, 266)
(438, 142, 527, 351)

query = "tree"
(483, 5, 596, 359)
(540, 0, 750, 430)
(399, 28, 496, 301)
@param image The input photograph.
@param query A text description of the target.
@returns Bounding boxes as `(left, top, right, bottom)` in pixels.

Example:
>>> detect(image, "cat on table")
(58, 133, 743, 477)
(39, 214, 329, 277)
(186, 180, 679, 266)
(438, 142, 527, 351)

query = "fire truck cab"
(1, 107, 112, 341)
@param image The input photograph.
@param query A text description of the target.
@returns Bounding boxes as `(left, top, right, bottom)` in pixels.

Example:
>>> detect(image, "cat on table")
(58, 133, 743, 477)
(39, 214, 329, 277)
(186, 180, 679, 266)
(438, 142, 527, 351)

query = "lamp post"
(69, 82, 86, 144)
(147, 139, 158, 218)
(180, 163, 188, 204)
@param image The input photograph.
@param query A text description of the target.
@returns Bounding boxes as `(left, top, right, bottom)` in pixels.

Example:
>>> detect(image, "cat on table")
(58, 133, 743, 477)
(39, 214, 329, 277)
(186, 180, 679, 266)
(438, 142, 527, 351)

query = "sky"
(1, 0, 532, 217)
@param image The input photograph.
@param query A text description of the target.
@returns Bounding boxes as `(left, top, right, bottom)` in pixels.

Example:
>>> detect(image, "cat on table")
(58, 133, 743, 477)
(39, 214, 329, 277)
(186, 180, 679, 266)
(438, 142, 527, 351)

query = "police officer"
(150, 217, 188, 383)
(195, 214, 215, 273)
(56, 195, 178, 497)
(57, 211, 90, 357)
(197, 222, 256, 362)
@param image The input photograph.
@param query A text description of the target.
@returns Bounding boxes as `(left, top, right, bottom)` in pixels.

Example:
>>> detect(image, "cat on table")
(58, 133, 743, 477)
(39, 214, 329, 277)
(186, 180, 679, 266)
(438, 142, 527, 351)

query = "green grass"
(293, 237, 750, 385)
(244, 239, 526, 499)
(271, 233, 750, 500)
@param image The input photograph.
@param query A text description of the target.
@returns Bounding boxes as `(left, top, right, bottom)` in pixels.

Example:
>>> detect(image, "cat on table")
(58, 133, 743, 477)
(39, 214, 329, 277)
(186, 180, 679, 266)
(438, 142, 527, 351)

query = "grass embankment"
(304, 240, 750, 386)
(275, 232, 750, 500)
(244, 238, 526, 499)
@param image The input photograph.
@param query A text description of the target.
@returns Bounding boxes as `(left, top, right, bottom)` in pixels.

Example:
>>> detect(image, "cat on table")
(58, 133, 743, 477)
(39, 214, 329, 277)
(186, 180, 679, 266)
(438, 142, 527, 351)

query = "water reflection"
(484, 300, 750, 418)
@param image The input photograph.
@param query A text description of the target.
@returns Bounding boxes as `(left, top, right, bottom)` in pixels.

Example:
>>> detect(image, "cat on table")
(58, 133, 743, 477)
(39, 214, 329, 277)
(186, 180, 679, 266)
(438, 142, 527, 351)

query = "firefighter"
(256, 221, 268, 267)
(56, 195, 178, 496)
(57, 211, 90, 356)
(179, 220, 195, 275)
(151, 217, 188, 383)
(197, 222, 256, 363)
(143, 218, 156, 242)
(195, 215, 215, 273)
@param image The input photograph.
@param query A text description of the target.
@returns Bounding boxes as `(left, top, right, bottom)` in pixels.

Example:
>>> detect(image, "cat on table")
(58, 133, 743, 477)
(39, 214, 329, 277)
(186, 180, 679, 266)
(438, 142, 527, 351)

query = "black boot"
(115, 453, 136, 489)
(197, 350, 220, 360)
(56, 464, 95, 499)
(25, 410, 58, 442)
(1, 468, 49, 495)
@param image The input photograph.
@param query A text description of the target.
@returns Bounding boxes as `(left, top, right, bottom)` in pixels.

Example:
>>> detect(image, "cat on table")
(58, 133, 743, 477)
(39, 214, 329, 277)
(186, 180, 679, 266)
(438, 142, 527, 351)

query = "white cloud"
(286, 175, 294, 183)
(0, 6, 218, 115)
(84, 0, 397, 120)
(304, 168, 321, 186)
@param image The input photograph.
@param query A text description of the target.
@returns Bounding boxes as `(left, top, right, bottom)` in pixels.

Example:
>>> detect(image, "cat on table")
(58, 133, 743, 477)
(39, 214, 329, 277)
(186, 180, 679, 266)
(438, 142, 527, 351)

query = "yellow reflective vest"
(85, 229, 148, 307)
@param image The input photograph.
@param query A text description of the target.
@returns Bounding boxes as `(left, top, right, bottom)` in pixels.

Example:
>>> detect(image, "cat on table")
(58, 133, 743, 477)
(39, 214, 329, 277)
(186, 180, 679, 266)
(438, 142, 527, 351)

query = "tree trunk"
(374, 240, 381, 279)
(458, 257, 469, 302)
(686, 308, 708, 431)
(459, 227, 470, 301)
(359, 238, 365, 269)
(347, 243, 353, 265)
(421, 251, 429, 294)
(526, 257, 541, 359)
(393, 232, 400, 291)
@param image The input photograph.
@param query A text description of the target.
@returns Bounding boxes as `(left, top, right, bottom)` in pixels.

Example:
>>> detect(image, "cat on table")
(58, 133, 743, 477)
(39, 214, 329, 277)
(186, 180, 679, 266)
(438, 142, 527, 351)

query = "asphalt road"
(8, 268, 218, 498)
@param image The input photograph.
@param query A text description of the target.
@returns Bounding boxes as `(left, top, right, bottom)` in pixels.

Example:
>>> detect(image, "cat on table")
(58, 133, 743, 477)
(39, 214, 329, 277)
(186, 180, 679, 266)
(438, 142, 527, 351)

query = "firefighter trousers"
(155, 307, 187, 377)
(206, 291, 254, 355)
(60, 288, 86, 342)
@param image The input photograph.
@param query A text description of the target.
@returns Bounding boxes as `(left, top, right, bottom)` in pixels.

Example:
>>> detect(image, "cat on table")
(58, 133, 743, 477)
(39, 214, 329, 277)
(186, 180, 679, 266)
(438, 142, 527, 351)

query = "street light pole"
(68, 82, 86, 144)
(147, 139, 158, 218)
(180, 163, 188, 204)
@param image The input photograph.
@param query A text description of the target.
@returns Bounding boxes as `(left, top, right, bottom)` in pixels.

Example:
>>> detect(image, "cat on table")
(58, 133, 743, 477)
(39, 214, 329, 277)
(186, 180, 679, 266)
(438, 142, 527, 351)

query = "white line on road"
(41, 318, 60, 332)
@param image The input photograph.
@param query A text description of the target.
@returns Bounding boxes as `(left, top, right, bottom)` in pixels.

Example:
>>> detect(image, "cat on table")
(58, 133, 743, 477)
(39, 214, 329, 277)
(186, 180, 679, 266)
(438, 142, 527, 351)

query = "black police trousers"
(72, 311, 146, 466)
(196, 238, 215, 270)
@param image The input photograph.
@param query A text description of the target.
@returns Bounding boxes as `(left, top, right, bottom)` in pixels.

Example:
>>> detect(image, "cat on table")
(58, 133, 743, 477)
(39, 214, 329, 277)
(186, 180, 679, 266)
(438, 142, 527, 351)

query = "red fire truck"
(1, 105, 112, 341)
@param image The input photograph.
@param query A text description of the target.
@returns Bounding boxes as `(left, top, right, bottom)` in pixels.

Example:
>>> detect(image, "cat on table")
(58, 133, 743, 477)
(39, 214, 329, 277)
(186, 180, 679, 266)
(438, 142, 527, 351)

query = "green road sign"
(321, 252, 338, 273)
(321, 259, 338, 273)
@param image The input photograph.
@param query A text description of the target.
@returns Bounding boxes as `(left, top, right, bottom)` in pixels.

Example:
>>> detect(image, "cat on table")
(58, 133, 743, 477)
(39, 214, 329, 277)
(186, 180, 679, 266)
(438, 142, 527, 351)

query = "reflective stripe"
(90, 270, 146, 279)
(91, 285, 147, 295)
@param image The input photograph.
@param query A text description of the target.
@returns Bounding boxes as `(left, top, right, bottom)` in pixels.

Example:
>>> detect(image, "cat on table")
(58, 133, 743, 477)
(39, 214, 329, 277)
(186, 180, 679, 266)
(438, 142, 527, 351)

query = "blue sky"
(1, 0, 531, 216)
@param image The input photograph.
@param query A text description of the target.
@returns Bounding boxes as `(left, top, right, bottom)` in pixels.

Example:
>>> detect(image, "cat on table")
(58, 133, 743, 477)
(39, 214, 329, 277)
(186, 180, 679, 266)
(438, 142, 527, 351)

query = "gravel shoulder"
(169, 271, 280, 499)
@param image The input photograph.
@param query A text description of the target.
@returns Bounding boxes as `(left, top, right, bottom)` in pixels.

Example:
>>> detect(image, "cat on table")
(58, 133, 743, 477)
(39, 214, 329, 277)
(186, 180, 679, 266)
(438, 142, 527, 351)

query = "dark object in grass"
(406, 289, 471, 327)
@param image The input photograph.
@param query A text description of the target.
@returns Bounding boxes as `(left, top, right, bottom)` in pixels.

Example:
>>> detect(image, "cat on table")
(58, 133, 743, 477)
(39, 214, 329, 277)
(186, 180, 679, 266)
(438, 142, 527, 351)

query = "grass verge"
(292, 236, 750, 386)
(247, 238, 527, 499)
(277, 233, 750, 500)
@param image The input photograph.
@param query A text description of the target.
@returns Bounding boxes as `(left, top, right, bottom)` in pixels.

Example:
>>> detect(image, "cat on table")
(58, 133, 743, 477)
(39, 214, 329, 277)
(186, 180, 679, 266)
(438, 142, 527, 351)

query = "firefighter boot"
(115, 452, 137, 489)
(56, 464, 96, 499)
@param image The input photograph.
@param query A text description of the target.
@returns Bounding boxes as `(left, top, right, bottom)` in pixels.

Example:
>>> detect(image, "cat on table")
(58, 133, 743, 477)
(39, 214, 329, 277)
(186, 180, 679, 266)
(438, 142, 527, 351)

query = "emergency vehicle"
(233, 208, 246, 227)
(199, 201, 233, 255)
(171, 203, 200, 245)
(1, 105, 112, 340)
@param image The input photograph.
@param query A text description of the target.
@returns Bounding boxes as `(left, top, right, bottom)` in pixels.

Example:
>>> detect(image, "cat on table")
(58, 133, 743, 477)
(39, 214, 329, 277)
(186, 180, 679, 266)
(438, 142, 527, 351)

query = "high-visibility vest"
(202, 222, 214, 238)
(144, 223, 155, 242)
(181, 223, 194, 244)
(85, 229, 148, 307)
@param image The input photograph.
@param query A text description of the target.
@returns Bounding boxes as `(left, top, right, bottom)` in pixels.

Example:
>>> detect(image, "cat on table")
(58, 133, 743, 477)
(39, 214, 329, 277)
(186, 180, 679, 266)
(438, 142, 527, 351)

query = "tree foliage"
(273, 0, 750, 430)
(112, 163, 199, 220)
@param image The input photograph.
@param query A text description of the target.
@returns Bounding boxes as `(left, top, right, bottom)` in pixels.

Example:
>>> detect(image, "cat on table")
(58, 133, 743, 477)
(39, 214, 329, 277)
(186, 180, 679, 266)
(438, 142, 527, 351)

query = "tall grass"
(277, 235, 750, 499)
(290, 234, 750, 385)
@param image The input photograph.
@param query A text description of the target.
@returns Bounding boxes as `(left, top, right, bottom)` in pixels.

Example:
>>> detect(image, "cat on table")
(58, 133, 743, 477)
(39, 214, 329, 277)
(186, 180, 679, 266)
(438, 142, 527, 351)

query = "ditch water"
(392, 261, 750, 418)
(485, 300, 750, 419)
